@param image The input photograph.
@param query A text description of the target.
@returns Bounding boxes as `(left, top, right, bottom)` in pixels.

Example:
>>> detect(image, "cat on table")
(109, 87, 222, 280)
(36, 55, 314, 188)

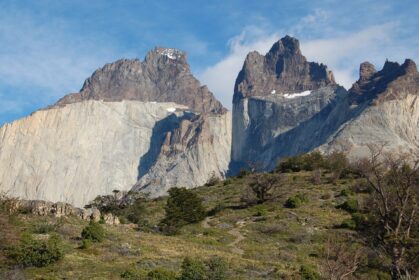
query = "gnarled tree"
(356, 145, 418, 279)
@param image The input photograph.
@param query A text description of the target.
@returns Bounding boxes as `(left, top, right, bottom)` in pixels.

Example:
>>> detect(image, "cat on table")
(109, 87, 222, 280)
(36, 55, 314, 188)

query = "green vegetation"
(337, 197, 359, 213)
(0, 151, 416, 279)
(160, 187, 206, 235)
(300, 264, 321, 280)
(284, 193, 308, 208)
(9, 233, 64, 267)
(81, 221, 105, 242)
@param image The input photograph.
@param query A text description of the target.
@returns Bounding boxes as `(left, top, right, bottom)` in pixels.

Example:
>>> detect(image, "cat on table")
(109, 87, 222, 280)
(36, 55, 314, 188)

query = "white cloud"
(199, 22, 414, 108)
(301, 22, 399, 88)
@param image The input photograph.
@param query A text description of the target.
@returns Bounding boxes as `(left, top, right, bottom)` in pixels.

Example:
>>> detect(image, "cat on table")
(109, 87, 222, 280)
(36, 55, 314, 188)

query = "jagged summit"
(234, 35, 335, 101)
(55, 47, 225, 114)
(152, 47, 185, 60)
(349, 58, 419, 104)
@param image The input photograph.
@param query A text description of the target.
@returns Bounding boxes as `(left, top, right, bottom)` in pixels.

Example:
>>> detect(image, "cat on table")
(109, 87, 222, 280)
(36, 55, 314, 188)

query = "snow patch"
(283, 90, 312, 99)
(158, 48, 182, 60)
(271, 90, 276, 95)
(166, 107, 176, 113)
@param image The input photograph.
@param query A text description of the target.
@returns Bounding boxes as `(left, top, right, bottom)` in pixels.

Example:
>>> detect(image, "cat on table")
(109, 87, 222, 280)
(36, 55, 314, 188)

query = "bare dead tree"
(356, 144, 418, 279)
(248, 173, 287, 203)
(321, 233, 364, 280)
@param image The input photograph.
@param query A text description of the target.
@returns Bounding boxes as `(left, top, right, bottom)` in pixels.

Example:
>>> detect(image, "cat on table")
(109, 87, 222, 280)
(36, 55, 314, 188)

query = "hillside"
(3, 153, 414, 280)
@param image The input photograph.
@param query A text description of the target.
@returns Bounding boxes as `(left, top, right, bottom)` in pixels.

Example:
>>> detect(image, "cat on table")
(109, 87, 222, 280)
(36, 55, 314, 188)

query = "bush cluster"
(277, 152, 326, 172)
(179, 256, 227, 280)
(276, 152, 352, 183)
(9, 233, 64, 267)
(337, 198, 359, 213)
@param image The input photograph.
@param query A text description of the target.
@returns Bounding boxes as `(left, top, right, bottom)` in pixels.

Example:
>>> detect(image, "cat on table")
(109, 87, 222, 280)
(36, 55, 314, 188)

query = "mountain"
(320, 59, 419, 158)
(0, 36, 417, 206)
(55, 48, 225, 114)
(0, 48, 231, 206)
(232, 36, 418, 170)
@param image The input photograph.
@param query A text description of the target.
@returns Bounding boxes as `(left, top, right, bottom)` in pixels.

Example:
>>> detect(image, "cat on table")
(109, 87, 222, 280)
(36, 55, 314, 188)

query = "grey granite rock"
(55, 48, 225, 114)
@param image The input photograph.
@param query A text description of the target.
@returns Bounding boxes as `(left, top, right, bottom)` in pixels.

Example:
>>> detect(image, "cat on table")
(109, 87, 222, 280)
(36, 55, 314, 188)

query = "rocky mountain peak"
(234, 35, 335, 101)
(267, 35, 301, 56)
(359, 61, 376, 81)
(402, 58, 417, 74)
(54, 48, 225, 114)
(146, 47, 186, 61)
(349, 58, 419, 104)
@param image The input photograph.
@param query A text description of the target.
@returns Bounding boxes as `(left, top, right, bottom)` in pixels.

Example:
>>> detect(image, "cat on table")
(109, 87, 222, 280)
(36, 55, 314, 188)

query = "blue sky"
(0, 0, 418, 125)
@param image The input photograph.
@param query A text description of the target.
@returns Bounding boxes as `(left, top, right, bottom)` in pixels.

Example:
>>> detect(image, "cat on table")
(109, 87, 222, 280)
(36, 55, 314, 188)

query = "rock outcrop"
(320, 59, 419, 158)
(5, 198, 119, 225)
(232, 36, 342, 170)
(134, 111, 232, 197)
(232, 36, 419, 170)
(0, 47, 231, 206)
(234, 35, 335, 102)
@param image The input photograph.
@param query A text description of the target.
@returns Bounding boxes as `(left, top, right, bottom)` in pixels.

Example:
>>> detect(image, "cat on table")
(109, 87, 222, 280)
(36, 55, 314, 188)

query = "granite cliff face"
(0, 48, 231, 206)
(134, 111, 231, 197)
(232, 36, 342, 170)
(320, 59, 419, 158)
(232, 36, 418, 170)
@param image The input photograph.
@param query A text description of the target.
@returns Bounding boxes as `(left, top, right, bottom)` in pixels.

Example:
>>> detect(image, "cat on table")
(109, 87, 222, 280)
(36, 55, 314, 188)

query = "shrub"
(337, 198, 359, 213)
(206, 256, 227, 280)
(325, 152, 350, 183)
(80, 239, 92, 249)
(339, 219, 357, 230)
(285, 193, 308, 208)
(121, 268, 142, 279)
(179, 257, 207, 280)
(253, 205, 268, 217)
(237, 169, 250, 178)
(223, 179, 232, 186)
(205, 173, 220, 187)
(160, 188, 206, 235)
(350, 213, 369, 230)
(207, 203, 226, 216)
(81, 221, 105, 242)
(285, 197, 302, 208)
(300, 265, 320, 280)
(147, 268, 177, 280)
(32, 222, 56, 234)
(277, 152, 326, 173)
(10, 233, 64, 267)
(339, 189, 354, 197)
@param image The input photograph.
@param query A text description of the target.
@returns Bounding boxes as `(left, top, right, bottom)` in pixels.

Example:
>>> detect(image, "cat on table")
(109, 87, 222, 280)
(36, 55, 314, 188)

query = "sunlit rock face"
(0, 48, 231, 206)
(319, 59, 419, 159)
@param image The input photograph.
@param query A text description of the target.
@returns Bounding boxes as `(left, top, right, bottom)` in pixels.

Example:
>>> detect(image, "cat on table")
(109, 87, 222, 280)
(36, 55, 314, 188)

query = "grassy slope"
(1, 171, 382, 279)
